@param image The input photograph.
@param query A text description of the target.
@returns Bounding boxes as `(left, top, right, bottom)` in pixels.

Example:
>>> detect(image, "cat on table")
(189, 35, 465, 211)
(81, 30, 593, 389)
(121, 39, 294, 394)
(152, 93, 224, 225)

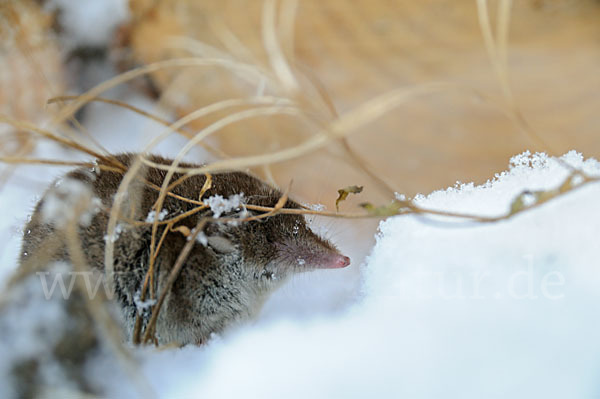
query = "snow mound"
(129, 151, 600, 398)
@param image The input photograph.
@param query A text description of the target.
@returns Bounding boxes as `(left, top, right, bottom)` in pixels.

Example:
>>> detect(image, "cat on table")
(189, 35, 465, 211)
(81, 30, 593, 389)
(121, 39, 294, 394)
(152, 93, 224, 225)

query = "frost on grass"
(103, 223, 124, 243)
(134, 290, 157, 313)
(205, 193, 244, 218)
(41, 178, 102, 228)
(195, 230, 208, 246)
(304, 203, 325, 211)
(146, 209, 169, 223)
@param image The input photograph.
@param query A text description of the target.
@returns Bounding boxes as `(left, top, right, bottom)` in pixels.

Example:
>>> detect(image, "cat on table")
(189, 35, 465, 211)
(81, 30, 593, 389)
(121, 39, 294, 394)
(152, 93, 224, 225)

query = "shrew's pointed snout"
(333, 255, 351, 268)
(321, 254, 351, 269)
(276, 236, 351, 271)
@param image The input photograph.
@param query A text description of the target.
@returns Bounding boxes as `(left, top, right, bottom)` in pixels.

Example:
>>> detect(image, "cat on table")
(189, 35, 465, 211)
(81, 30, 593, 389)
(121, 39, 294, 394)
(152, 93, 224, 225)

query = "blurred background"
(1, 0, 599, 257)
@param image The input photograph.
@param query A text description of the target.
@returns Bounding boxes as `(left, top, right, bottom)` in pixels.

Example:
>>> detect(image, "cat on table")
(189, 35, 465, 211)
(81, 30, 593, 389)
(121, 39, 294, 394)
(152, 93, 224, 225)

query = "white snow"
(205, 193, 245, 218)
(304, 202, 326, 212)
(134, 291, 157, 312)
(145, 209, 169, 223)
(103, 223, 124, 243)
(195, 230, 208, 246)
(44, 0, 129, 48)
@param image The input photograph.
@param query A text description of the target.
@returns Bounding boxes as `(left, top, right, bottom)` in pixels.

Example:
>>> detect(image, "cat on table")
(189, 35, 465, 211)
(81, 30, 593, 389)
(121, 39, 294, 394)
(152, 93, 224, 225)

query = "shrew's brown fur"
(21, 153, 346, 345)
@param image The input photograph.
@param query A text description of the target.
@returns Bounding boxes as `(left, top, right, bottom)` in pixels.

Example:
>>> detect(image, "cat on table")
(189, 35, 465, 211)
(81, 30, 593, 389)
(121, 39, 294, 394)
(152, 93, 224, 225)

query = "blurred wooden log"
(121, 0, 600, 206)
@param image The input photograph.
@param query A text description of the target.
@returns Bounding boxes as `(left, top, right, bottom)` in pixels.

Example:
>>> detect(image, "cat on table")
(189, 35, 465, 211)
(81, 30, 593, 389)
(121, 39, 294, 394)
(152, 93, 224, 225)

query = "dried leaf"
(171, 225, 191, 237)
(509, 191, 531, 214)
(509, 190, 547, 214)
(198, 173, 212, 201)
(359, 200, 408, 217)
(336, 185, 363, 211)
(559, 172, 585, 193)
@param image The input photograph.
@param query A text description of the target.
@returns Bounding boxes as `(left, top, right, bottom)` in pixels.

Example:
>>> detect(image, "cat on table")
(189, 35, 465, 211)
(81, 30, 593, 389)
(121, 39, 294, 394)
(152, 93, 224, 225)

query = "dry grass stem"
(142, 219, 209, 344)
(0, 116, 122, 168)
(475, 0, 576, 170)
(50, 58, 273, 127)
(132, 220, 174, 345)
(48, 95, 229, 159)
(262, 0, 299, 91)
